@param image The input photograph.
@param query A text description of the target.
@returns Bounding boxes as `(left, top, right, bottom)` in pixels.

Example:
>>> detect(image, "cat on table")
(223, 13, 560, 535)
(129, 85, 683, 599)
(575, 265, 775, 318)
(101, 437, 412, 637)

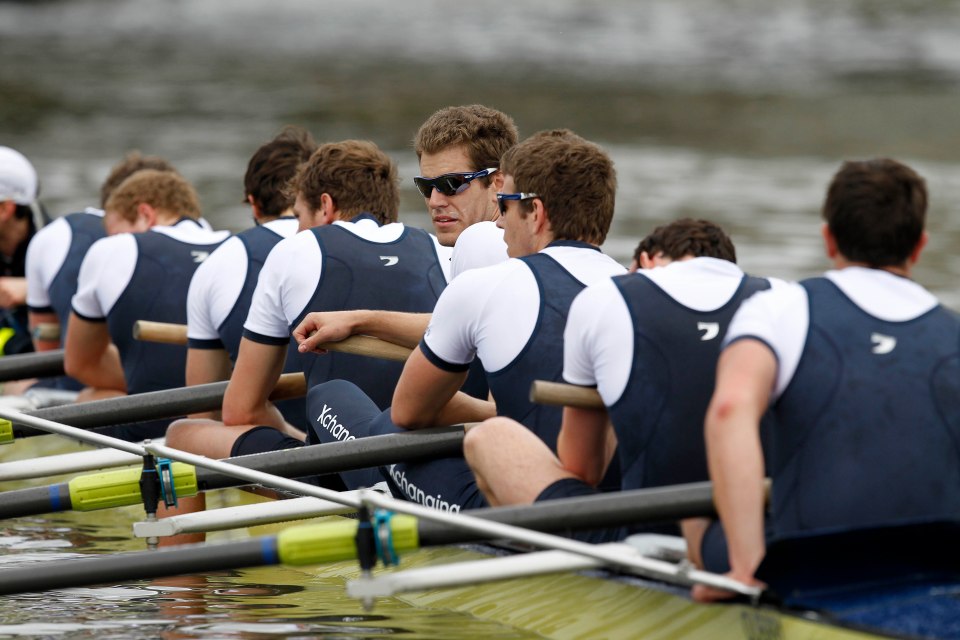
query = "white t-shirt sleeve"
(187, 236, 248, 345)
(450, 221, 508, 280)
(724, 282, 809, 399)
(562, 278, 634, 405)
(242, 231, 321, 342)
(71, 234, 138, 320)
(26, 218, 72, 311)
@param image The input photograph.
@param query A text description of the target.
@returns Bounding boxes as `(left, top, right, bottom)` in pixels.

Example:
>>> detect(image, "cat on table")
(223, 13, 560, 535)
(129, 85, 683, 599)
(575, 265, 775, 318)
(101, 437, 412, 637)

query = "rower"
(183, 126, 316, 427)
(464, 219, 778, 539)
(691, 158, 960, 601)
(300, 130, 627, 511)
(164, 140, 452, 469)
(64, 169, 230, 439)
(25, 151, 177, 392)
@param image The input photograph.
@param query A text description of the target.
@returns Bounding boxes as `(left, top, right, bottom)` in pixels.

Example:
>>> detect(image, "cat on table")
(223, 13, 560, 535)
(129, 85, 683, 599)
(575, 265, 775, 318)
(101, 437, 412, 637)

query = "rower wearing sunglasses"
(299, 130, 626, 512)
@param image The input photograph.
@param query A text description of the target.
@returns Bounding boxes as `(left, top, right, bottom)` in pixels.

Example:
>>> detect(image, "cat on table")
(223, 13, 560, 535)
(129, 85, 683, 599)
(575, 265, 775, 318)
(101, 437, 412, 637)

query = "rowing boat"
(1, 411, 956, 639)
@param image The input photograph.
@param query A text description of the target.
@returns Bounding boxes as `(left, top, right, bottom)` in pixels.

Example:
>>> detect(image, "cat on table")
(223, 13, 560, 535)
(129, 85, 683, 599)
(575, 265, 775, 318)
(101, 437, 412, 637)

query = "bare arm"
(693, 339, 774, 602)
(221, 338, 296, 434)
(295, 310, 431, 353)
(556, 405, 615, 487)
(185, 347, 233, 420)
(391, 346, 493, 428)
(28, 310, 61, 352)
(63, 312, 126, 392)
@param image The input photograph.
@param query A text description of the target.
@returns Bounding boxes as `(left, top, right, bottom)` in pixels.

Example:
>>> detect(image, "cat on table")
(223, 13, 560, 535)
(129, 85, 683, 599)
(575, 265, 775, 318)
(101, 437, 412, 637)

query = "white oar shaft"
(0, 408, 147, 457)
(133, 492, 366, 537)
(0, 439, 163, 481)
(144, 443, 761, 598)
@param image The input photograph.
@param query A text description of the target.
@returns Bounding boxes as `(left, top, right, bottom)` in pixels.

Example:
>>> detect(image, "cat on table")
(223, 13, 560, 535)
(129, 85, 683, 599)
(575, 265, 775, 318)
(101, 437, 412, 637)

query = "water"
(2, 1, 960, 635)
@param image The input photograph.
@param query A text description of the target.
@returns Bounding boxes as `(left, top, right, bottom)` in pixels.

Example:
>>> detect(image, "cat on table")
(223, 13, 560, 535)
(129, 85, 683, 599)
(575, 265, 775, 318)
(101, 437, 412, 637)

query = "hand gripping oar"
(4, 372, 305, 440)
(133, 320, 412, 362)
(0, 438, 763, 602)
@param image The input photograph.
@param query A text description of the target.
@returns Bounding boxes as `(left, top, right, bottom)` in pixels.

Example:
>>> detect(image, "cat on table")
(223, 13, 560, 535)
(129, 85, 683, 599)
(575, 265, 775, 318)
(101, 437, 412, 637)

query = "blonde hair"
(105, 169, 202, 222)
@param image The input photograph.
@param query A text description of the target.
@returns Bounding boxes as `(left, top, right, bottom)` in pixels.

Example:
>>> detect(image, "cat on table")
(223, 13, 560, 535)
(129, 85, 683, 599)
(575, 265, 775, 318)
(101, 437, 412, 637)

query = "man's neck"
(833, 256, 911, 278)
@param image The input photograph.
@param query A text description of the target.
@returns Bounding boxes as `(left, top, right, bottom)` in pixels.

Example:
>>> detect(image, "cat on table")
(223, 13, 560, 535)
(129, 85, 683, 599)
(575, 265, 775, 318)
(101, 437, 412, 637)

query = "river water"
(1, 0, 960, 636)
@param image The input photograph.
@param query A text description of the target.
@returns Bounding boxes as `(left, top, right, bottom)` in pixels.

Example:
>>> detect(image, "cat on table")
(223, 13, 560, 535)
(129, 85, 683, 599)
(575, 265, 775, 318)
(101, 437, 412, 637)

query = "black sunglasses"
(413, 168, 497, 198)
(496, 192, 539, 215)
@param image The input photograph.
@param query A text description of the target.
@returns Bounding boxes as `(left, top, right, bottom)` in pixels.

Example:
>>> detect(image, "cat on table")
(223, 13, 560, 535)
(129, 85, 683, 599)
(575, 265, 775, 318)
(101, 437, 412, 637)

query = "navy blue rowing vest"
(608, 272, 770, 491)
(293, 216, 446, 410)
(108, 228, 225, 394)
(769, 277, 960, 539)
(217, 223, 307, 427)
(485, 245, 592, 452)
(48, 212, 106, 332)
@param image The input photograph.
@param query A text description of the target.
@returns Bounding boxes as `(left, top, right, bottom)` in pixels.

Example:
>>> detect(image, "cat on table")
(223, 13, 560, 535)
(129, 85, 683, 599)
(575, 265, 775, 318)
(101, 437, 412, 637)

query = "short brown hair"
(100, 151, 177, 208)
(105, 169, 202, 222)
(290, 140, 399, 224)
(500, 130, 616, 245)
(635, 218, 737, 263)
(244, 126, 317, 219)
(414, 105, 518, 177)
(823, 158, 927, 268)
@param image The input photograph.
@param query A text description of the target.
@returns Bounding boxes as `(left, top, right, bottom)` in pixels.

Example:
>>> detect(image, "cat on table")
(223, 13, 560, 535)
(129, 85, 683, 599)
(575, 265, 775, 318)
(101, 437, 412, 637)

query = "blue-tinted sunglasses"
(414, 167, 497, 198)
(496, 192, 539, 215)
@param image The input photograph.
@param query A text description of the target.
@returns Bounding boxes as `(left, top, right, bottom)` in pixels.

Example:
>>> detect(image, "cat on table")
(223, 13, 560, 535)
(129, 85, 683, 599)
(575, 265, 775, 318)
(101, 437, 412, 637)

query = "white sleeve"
(562, 278, 634, 405)
(242, 232, 321, 341)
(186, 236, 248, 343)
(421, 267, 501, 368)
(724, 282, 809, 399)
(71, 235, 138, 320)
(26, 218, 72, 310)
(450, 221, 508, 280)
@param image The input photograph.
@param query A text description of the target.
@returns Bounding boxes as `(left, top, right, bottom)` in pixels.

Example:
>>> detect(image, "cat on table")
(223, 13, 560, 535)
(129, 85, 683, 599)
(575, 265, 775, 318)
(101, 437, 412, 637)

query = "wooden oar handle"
(269, 372, 306, 401)
(529, 380, 604, 410)
(133, 320, 187, 344)
(132, 320, 413, 362)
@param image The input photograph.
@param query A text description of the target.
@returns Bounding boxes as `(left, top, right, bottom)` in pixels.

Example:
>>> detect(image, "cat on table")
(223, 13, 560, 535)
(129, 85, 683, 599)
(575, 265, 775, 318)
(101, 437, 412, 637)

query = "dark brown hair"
(290, 140, 399, 224)
(635, 218, 737, 263)
(244, 126, 318, 219)
(500, 129, 616, 245)
(823, 158, 927, 267)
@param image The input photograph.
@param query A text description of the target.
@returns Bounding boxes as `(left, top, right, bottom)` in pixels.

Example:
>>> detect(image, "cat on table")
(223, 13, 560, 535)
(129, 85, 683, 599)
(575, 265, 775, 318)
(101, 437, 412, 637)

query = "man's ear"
(821, 223, 839, 260)
(530, 197, 550, 235)
(136, 203, 157, 229)
(492, 172, 505, 190)
(0, 200, 15, 221)
(908, 231, 928, 265)
(320, 193, 339, 225)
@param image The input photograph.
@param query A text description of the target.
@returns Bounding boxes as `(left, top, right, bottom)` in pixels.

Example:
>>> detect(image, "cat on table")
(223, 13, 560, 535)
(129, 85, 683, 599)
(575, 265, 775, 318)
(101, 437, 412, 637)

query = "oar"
(0, 434, 759, 599)
(133, 320, 412, 362)
(0, 440, 163, 481)
(529, 380, 604, 410)
(0, 406, 466, 519)
(0, 349, 66, 383)
(6, 372, 305, 440)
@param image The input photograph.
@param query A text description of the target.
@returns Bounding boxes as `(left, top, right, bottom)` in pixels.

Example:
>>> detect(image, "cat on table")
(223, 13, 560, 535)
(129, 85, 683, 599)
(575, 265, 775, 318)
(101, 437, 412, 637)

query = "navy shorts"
(535, 478, 626, 543)
(230, 425, 346, 491)
(306, 379, 487, 511)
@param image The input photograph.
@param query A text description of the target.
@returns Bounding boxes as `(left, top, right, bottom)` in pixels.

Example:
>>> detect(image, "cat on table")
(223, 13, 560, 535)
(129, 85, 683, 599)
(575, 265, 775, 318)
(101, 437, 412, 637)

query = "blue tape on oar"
(260, 537, 280, 565)
(48, 484, 62, 512)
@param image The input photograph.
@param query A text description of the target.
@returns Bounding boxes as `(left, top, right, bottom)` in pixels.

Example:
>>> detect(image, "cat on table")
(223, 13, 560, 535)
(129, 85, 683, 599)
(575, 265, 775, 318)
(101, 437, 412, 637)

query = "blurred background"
(3, 0, 960, 305)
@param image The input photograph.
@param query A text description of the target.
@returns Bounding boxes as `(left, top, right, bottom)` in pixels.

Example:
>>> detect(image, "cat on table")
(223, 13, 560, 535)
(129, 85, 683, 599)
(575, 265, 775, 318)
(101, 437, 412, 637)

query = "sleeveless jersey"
(608, 273, 770, 490)
(47, 212, 107, 331)
(107, 230, 225, 394)
(292, 216, 447, 410)
(485, 245, 590, 452)
(769, 277, 960, 539)
(217, 224, 307, 427)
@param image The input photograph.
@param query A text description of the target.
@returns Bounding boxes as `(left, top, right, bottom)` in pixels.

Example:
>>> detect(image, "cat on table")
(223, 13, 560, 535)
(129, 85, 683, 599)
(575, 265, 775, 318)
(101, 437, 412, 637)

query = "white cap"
(0, 146, 38, 206)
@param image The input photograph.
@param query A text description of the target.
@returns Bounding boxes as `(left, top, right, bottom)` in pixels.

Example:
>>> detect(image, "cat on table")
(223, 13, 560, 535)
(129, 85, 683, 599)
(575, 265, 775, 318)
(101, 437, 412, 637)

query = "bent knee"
(464, 417, 523, 464)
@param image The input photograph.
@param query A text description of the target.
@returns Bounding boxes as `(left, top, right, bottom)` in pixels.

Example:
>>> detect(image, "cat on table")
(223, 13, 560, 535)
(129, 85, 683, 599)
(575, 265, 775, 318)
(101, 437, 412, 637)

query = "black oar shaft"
(0, 538, 272, 596)
(0, 426, 465, 519)
(194, 426, 465, 491)
(0, 349, 65, 383)
(418, 482, 717, 545)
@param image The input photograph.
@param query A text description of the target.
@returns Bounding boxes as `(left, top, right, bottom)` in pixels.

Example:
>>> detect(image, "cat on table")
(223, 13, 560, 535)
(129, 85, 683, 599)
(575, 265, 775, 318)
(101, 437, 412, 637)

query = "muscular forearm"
(430, 392, 497, 429)
(352, 310, 431, 349)
(66, 343, 126, 392)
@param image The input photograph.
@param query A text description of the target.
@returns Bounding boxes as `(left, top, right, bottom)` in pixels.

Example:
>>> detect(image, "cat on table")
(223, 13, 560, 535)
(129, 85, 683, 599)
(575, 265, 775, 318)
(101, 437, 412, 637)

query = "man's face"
(496, 174, 538, 258)
(418, 145, 499, 247)
(293, 193, 325, 232)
